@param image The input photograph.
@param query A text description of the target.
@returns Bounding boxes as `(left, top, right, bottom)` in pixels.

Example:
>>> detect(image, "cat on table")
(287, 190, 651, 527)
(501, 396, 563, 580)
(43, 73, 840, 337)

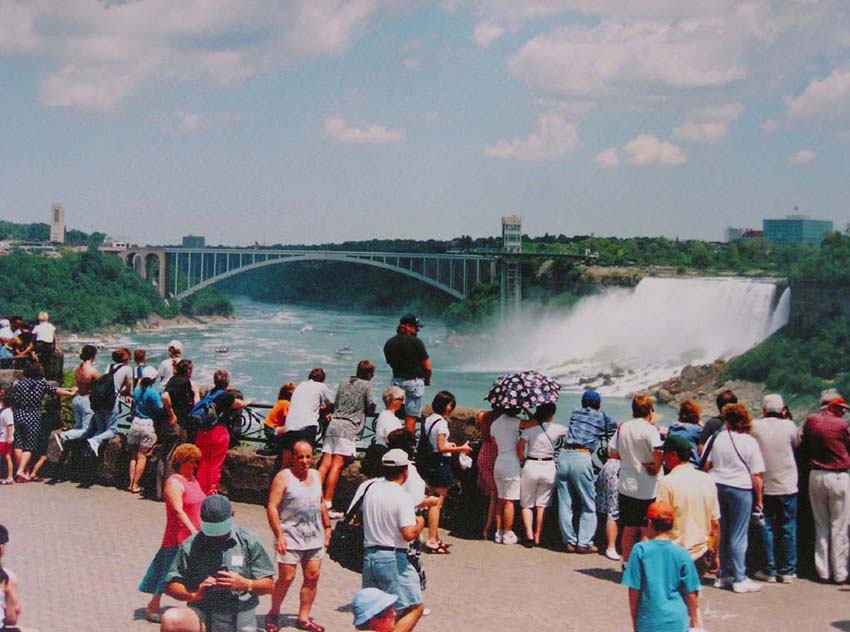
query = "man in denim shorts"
(383, 314, 431, 434)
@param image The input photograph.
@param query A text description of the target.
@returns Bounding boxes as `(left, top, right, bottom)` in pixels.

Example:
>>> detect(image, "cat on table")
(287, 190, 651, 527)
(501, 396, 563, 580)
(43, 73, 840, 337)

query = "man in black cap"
(383, 314, 431, 433)
(164, 495, 276, 632)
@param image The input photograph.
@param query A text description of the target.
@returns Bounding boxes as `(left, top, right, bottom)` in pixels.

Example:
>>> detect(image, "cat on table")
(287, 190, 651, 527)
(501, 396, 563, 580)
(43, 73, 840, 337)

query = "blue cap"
(352, 588, 397, 627)
(581, 390, 601, 406)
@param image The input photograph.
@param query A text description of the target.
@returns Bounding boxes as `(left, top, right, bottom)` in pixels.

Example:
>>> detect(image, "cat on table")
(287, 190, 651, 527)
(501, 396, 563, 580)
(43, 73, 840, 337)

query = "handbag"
(327, 480, 377, 573)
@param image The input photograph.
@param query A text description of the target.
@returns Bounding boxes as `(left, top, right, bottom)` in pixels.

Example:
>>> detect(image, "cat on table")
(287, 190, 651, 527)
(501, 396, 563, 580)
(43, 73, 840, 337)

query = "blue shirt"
(133, 385, 163, 419)
(622, 539, 701, 632)
(666, 423, 702, 467)
(565, 407, 618, 450)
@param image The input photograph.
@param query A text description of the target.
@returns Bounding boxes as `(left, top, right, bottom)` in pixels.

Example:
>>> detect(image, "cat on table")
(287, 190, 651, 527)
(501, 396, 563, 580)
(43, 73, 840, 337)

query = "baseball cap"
(827, 396, 850, 410)
(399, 313, 423, 329)
(142, 366, 158, 380)
(762, 393, 785, 414)
(382, 448, 411, 467)
(167, 339, 183, 353)
(646, 501, 675, 522)
(352, 588, 397, 627)
(200, 495, 233, 537)
(662, 433, 692, 459)
(581, 389, 601, 406)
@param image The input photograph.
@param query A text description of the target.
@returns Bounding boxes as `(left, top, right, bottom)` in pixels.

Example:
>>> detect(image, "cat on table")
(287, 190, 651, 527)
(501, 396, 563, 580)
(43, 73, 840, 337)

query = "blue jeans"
(90, 400, 119, 448)
(61, 394, 95, 441)
(391, 378, 425, 418)
(556, 449, 597, 547)
(761, 493, 797, 576)
(717, 483, 752, 582)
(362, 548, 422, 612)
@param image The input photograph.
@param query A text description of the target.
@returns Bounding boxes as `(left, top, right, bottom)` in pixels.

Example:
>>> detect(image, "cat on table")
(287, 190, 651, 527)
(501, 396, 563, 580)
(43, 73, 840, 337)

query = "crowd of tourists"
(5, 310, 850, 632)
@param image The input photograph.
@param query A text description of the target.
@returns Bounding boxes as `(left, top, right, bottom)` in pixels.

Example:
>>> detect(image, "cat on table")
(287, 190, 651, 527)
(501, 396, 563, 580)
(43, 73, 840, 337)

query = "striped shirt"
(565, 407, 618, 450)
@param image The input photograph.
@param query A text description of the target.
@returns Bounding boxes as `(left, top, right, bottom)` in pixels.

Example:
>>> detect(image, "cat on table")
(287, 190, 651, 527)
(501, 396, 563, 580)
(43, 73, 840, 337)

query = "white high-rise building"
(50, 203, 65, 244)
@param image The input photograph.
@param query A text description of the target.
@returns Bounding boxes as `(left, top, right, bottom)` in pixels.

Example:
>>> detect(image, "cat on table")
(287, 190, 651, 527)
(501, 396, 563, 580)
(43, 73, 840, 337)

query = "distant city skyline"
(2, 2, 850, 246)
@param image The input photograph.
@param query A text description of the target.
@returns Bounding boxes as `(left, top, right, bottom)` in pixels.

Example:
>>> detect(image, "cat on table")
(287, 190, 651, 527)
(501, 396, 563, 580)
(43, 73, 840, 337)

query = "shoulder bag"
(327, 480, 377, 573)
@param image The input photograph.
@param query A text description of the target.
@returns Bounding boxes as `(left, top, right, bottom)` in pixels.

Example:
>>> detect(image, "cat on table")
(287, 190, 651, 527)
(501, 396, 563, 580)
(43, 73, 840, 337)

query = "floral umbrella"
(485, 370, 561, 411)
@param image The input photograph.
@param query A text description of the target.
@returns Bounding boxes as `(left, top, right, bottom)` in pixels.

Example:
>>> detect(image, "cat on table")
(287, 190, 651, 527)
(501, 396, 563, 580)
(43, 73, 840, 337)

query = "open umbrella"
(485, 370, 561, 411)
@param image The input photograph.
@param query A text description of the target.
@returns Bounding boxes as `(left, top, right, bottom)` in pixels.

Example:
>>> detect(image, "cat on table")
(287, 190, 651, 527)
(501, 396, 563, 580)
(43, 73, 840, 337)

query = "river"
(111, 296, 658, 423)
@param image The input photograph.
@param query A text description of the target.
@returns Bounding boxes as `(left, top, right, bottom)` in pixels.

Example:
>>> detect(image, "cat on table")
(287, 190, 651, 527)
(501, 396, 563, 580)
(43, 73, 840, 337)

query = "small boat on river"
(336, 346, 354, 357)
(215, 346, 229, 354)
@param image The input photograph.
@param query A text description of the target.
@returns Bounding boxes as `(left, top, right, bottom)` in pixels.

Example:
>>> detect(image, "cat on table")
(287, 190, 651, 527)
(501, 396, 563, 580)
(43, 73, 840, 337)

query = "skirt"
(476, 438, 497, 497)
(127, 418, 158, 452)
(595, 458, 621, 520)
(139, 546, 179, 595)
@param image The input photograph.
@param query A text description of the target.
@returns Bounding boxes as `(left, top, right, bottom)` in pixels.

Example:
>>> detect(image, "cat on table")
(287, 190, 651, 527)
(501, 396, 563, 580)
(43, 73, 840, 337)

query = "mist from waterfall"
(468, 277, 791, 395)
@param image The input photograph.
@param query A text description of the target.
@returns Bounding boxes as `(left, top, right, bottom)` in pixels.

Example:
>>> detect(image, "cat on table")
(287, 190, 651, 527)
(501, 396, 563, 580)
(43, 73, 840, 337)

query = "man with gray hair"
(158, 339, 183, 390)
(751, 393, 800, 583)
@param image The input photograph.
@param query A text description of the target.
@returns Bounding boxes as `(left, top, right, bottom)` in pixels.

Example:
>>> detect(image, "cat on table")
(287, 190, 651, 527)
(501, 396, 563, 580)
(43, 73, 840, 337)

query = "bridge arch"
(173, 253, 467, 301)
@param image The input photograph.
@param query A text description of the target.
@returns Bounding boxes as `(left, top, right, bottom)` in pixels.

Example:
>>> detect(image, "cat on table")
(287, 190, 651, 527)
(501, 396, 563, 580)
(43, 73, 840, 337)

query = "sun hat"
(821, 388, 840, 406)
(646, 501, 675, 522)
(827, 396, 850, 410)
(142, 366, 158, 380)
(200, 495, 233, 537)
(662, 433, 692, 459)
(762, 393, 785, 414)
(399, 313, 423, 329)
(382, 448, 410, 467)
(167, 339, 183, 353)
(352, 588, 398, 627)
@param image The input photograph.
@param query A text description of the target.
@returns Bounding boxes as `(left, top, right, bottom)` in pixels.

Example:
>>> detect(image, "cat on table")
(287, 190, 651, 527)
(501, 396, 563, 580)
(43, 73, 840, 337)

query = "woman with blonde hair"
(704, 403, 765, 594)
(139, 443, 206, 622)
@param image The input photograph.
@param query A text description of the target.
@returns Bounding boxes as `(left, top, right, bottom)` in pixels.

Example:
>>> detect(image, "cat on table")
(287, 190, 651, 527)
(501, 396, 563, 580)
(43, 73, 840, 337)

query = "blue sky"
(1, 0, 850, 246)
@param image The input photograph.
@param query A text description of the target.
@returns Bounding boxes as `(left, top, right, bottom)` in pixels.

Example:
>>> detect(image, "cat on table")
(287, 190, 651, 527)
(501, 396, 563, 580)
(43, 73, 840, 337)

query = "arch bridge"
(123, 247, 501, 301)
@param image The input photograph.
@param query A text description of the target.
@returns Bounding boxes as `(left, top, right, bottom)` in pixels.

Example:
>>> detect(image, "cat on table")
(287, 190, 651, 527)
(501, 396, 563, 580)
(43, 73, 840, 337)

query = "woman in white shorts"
(517, 403, 566, 547)
(266, 440, 331, 632)
(490, 408, 523, 545)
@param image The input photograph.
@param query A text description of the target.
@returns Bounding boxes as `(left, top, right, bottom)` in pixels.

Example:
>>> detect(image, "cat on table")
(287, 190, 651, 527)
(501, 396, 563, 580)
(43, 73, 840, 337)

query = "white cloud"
(672, 102, 742, 143)
(593, 148, 619, 170)
(786, 67, 850, 131)
(788, 149, 816, 164)
(1, 1, 393, 111)
(322, 116, 404, 144)
(624, 134, 688, 166)
(507, 20, 748, 99)
(473, 21, 505, 49)
(760, 119, 779, 133)
(484, 112, 579, 161)
(533, 98, 596, 118)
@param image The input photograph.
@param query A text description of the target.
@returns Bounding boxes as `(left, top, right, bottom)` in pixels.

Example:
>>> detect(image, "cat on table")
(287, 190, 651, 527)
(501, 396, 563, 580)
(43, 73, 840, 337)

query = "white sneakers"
(713, 577, 733, 589)
(501, 531, 518, 545)
(494, 530, 503, 544)
(605, 548, 621, 561)
(732, 579, 763, 594)
(778, 573, 797, 584)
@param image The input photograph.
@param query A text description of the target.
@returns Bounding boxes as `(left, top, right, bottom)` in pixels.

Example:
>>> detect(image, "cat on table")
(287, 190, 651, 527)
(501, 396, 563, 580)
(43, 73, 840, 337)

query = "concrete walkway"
(3, 480, 850, 631)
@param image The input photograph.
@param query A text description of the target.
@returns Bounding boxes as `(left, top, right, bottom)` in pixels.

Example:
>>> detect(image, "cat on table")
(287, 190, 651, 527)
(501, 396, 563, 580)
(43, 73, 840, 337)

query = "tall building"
(49, 203, 65, 244)
(501, 215, 522, 253)
(182, 235, 205, 248)
(763, 215, 833, 245)
(500, 215, 522, 316)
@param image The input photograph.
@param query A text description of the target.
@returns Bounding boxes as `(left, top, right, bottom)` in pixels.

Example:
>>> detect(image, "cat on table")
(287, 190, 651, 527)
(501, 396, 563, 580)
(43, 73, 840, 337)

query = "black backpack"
(416, 417, 441, 473)
(90, 364, 119, 414)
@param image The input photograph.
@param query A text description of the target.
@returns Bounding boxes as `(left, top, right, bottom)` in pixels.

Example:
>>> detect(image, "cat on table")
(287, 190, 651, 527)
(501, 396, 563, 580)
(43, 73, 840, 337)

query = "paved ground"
(4, 480, 850, 631)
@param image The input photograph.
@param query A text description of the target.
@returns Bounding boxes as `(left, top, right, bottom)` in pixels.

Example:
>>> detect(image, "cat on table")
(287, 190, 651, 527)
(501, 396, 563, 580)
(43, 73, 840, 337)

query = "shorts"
(0, 442, 10, 457)
(126, 418, 158, 452)
(423, 458, 456, 489)
(322, 435, 356, 457)
(282, 426, 318, 451)
(520, 459, 556, 508)
(276, 546, 325, 565)
(496, 476, 521, 500)
(391, 377, 425, 418)
(362, 549, 422, 612)
(618, 494, 654, 528)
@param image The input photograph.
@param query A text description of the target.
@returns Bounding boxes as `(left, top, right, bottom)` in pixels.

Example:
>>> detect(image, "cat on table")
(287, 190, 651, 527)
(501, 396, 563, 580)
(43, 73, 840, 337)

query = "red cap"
(828, 397, 850, 409)
(646, 501, 675, 522)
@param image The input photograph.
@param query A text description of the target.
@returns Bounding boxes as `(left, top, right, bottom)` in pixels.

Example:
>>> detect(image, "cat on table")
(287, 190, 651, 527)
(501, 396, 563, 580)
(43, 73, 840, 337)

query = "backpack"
(190, 388, 225, 431)
(90, 364, 119, 414)
(416, 417, 441, 473)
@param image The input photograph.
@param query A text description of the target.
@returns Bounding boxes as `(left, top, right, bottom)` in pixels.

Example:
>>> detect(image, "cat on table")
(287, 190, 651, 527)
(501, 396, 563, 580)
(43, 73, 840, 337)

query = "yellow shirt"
(263, 399, 290, 430)
(656, 463, 720, 559)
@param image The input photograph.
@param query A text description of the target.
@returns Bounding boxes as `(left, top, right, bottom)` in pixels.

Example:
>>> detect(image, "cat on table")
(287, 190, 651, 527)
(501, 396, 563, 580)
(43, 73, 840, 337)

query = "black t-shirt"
(383, 333, 429, 379)
(165, 375, 194, 420)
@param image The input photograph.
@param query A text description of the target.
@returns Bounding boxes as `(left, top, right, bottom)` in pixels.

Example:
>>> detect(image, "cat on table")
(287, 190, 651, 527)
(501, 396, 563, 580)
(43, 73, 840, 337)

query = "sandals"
(15, 474, 30, 483)
(296, 619, 325, 632)
(423, 542, 450, 555)
(144, 608, 161, 623)
(265, 614, 281, 632)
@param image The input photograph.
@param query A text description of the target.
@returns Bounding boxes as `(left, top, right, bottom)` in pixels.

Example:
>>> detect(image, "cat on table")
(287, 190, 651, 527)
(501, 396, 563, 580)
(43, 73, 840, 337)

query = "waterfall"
(474, 277, 791, 395)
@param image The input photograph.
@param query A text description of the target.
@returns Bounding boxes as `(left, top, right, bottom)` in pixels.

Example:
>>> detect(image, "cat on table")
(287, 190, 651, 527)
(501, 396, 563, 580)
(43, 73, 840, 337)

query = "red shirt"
(802, 411, 850, 471)
(161, 474, 205, 547)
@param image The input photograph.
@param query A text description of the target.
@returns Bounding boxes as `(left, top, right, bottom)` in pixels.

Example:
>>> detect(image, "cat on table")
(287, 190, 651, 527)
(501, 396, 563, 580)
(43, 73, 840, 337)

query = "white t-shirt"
(521, 422, 567, 459)
(404, 464, 427, 506)
(611, 418, 663, 500)
(0, 407, 13, 442)
(491, 414, 522, 474)
(158, 357, 176, 389)
(708, 430, 766, 490)
(351, 479, 417, 549)
(286, 380, 335, 432)
(0, 326, 12, 342)
(374, 410, 403, 447)
(32, 321, 56, 343)
(424, 413, 450, 455)
(109, 363, 134, 395)
(752, 417, 801, 496)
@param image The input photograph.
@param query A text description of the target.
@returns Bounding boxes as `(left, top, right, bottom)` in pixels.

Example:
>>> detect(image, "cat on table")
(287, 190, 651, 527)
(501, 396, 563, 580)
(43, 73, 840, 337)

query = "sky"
(2, 0, 850, 246)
